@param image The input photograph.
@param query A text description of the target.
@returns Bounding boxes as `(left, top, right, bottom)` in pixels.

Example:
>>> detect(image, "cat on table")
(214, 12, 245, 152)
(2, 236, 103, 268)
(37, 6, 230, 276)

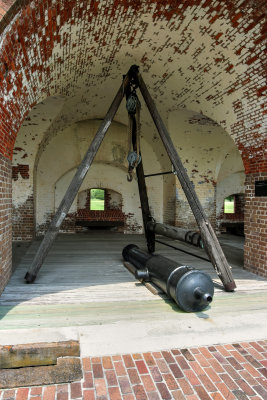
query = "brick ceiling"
(0, 0, 266, 172)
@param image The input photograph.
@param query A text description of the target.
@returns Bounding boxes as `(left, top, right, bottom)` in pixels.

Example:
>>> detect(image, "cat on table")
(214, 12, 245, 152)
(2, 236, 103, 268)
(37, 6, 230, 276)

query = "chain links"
(127, 87, 141, 182)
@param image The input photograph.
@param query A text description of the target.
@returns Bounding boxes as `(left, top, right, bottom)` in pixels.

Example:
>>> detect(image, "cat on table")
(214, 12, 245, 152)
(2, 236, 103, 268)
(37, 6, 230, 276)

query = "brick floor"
(0, 340, 266, 400)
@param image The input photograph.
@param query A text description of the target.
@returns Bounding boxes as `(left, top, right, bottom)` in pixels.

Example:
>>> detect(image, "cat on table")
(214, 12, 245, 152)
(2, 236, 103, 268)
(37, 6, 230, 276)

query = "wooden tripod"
(25, 65, 236, 291)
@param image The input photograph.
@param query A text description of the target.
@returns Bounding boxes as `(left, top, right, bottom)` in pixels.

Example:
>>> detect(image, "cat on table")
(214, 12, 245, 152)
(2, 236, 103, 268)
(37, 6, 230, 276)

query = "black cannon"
(147, 222, 204, 248)
(122, 244, 214, 312)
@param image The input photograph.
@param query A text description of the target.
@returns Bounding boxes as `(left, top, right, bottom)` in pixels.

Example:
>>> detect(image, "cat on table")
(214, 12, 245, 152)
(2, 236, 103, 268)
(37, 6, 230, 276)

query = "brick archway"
(0, 0, 266, 165)
(0, 0, 266, 293)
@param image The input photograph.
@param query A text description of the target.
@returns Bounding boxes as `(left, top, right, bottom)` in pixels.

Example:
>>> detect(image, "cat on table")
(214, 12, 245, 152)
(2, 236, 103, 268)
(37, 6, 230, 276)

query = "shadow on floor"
(0, 232, 265, 328)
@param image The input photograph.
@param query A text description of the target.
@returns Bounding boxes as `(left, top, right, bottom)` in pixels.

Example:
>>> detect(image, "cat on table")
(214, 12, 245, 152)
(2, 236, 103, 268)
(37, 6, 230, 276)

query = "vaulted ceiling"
(0, 0, 266, 172)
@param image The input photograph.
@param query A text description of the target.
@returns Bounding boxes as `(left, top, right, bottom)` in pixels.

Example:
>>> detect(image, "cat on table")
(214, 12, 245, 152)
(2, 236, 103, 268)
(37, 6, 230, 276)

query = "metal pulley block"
(127, 151, 141, 168)
(126, 91, 138, 115)
(127, 151, 141, 182)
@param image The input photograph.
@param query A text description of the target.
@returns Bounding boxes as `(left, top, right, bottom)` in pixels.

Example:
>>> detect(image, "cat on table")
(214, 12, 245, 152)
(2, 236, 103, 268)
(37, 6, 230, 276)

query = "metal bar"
(144, 171, 173, 178)
(134, 68, 236, 291)
(155, 239, 210, 262)
(24, 73, 131, 283)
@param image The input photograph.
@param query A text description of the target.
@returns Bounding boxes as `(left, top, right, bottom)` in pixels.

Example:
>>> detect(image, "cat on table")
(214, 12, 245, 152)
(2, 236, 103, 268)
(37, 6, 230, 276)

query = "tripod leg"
(136, 158, 155, 253)
(128, 109, 155, 253)
(135, 70, 236, 291)
(25, 74, 131, 283)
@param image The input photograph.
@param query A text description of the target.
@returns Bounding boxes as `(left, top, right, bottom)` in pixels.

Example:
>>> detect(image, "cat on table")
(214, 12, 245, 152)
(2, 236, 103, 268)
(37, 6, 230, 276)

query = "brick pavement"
(0, 340, 266, 400)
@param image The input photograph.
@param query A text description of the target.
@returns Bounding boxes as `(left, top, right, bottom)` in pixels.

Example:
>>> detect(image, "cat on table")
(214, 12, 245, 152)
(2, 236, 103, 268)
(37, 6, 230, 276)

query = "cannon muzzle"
(123, 244, 214, 312)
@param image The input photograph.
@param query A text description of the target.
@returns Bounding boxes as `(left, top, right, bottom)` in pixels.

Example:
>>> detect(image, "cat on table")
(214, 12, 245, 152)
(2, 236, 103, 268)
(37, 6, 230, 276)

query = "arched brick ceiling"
(0, 0, 266, 173)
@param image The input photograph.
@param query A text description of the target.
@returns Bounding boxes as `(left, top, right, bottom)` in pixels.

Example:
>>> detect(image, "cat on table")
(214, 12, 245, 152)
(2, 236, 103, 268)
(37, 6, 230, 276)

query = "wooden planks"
(3, 233, 267, 308)
(123, 261, 164, 296)
(0, 233, 266, 332)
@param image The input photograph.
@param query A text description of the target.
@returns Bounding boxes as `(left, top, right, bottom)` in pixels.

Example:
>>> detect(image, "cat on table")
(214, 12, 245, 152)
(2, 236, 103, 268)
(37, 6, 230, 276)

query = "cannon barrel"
(122, 244, 214, 312)
(147, 222, 204, 248)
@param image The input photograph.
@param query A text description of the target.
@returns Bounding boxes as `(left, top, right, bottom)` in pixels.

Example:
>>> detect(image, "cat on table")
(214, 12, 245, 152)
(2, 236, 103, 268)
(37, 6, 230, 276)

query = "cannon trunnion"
(122, 244, 214, 312)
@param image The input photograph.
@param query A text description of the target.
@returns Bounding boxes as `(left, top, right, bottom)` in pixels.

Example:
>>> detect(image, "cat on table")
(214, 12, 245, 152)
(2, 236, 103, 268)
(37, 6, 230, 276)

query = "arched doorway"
(0, 0, 266, 294)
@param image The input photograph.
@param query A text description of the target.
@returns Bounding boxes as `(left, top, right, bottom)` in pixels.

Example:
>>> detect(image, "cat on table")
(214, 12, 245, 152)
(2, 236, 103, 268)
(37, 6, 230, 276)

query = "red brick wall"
(75, 188, 125, 230)
(11, 161, 33, 240)
(175, 183, 217, 231)
(0, 154, 12, 295)
(37, 212, 76, 235)
(37, 188, 126, 235)
(12, 195, 34, 240)
(76, 209, 125, 223)
(12, 164, 30, 180)
(244, 173, 267, 278)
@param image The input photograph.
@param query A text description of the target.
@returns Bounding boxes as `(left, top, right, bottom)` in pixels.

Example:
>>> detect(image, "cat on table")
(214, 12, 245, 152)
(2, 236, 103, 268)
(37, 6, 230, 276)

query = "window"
(224, 195, 235, 214)
(90, 189, 105, 210)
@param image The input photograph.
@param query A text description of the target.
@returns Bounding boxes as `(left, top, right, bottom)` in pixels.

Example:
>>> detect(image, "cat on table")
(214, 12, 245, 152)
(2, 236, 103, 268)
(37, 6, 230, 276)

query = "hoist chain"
(126, 84, 141, 182)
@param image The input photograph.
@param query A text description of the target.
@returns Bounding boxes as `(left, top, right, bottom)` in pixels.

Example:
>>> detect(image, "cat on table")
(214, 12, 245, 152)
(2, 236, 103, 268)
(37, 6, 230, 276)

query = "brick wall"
(105, 189, 122, 211)
(217, 193, 245, 233)
(37, 212, 76, 236)
(38, 187, 126, 235)
(162, 174, 176, 226)
(0, 154, 12, 295)
(244, 173, 267, 278)
(76, 210, 125, 223)
(11, 159, 34, 241)
(12, 194, 34, 240)
(76, 188, 125, 229)
(175, 181, 216, 231)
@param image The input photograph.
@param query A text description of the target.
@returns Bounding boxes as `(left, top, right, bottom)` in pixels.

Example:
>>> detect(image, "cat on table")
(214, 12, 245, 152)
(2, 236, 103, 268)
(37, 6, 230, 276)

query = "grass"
(90, 198, 105, 210)
(224, 199, 235, 213)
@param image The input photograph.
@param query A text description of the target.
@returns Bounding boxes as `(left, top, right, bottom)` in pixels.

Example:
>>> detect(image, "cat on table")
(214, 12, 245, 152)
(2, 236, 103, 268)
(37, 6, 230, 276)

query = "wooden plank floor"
(5, 232, 267, 302)
(0, 232, 267, 332)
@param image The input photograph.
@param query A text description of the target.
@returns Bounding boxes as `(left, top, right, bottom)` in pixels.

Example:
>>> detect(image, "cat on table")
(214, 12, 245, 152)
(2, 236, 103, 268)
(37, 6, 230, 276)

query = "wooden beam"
(24, 73, 131, 283)
(136, 156, 156, 253)
(0, 358, 82, 389)
(0, 341, 80, 369)
(134, 68, 236, 291)
(130, 117, 155, 253)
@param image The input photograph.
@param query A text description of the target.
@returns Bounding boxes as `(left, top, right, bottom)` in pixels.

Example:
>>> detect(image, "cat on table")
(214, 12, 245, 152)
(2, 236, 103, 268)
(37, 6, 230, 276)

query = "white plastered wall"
(12, 96, 65, 208)
(167, 109, 245, 227)
(35, 119, 163, 233)
(107, 190, 122, 209)
(216, 148, 245, 216)
(54, 164, 142, 233)
(13, 100, 245, 237)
